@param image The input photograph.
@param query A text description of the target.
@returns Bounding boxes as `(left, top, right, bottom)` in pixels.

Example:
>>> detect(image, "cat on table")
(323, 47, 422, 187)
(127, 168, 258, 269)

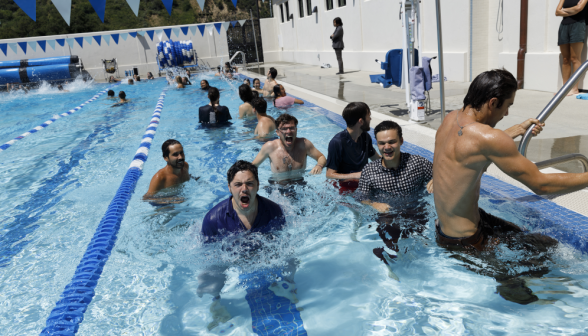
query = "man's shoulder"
(405, 152, 431, 164)
(258, 195, 283, 214)
(329, 129, 347, 143)
(204, 198, 231, 221)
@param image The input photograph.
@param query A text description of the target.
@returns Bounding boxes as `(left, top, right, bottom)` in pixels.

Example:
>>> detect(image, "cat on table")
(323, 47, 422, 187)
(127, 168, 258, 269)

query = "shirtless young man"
(262, 68, 278, 97)
(143, 139, 195, 203)
(434, 69, 588, 303)
(238, 84, 255, 118)
(252, 114, 326, 183)
(251, 98, 276, 137)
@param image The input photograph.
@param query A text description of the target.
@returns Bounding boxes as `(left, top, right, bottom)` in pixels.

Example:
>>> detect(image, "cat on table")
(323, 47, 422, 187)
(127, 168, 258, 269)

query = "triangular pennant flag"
(214, 23, 222, 34)
(37, 40, 46, 52)
(129, 32, 137, 38)
(56, 38, 65, 47)
(222, 22, 230, 31)
(111, 34, 119, 44)
(125, 0, 140, 16)
(238, 19, 246, 26)
(27, 41, 37, 52)
(84, 36, 92, 45)
(93, 35, 101, 45)
(231, 0, 237, 8)
(0, 44, 7, 56)
(197, 25, 205, 36)
(161, 0, 173, 15)
(8, 43, 18, 54)
(14, 0, 36, 21)
(206, 24, 214, 35)
(87, 0, 106, 22)
(146, 30, 154, 40)
(155, 29, 164, 41)
(172, 28, 180, 37)
(74, 37, 84, 48)
(196, 0, 204, 10)
(137, 31, 145, 36)
(102, 34, 110, 45)
(180, 26, 189, 35)
(121, 32, 128, 41)
(66, 38, 75, 48)
(163, 28, 172, 39)
(189, 25, 197, 35)
(51, 0, 71, 25)
(231, 21, 237, 27)
(47, 40, 56, 49)
(18, 42, 27, 54)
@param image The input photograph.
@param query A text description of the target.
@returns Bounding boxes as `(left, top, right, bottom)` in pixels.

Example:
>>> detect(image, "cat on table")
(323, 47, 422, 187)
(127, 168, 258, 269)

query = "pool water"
(1, 74, 588, 335)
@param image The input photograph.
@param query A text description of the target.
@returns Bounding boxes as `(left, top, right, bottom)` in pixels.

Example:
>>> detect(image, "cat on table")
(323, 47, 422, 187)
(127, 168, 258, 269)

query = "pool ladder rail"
(518, 60, 588, 173)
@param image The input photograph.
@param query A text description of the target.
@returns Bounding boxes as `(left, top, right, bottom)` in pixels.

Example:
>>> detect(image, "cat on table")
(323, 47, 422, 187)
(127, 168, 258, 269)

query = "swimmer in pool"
(433, 69, 588, 304)
(128, 79, 134, 85)
(143, 139, 197, 203)
(57, 85, 69, 92)
(252, 98, 276, 138)
(243, 78, 251, 86)
(263, 67, 278, 95)
(175, 76, 185, 89)
(135, 75, 141, 82)
(238, 84, 255, 118)
(273, 85, 303, 108)
(109, 76, 119, 83)
(186, 70, 191, 78)
(182, 77, 192, 86)
(107, 90, 115, 98)
(117, 91, 128, 104)
(147, 72, 155, 80)
(252, 114, 326, 187)
(200, 79, 210, 91)
(252, 78, 264, 94)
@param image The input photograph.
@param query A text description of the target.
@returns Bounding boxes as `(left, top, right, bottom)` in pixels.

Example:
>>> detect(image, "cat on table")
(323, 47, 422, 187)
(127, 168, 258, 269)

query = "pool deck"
(240, 63, 588, 219)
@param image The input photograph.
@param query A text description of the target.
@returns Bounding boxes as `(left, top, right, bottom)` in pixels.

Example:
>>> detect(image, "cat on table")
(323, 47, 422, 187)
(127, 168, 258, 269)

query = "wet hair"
(463, 69, 517, 111)
(147, 72, 154, 78)
(252, 91, 259, 99)
(342, 102, 370, 127)
(136, 76, 141, 81)
(253, 78, 261, 86)
(201, 79, 210, 90)
(243, 79, 251, 85)
(239, 84, 254, 103)
(374, 120, 403, 139)
(128, 79, 134, 84)
(272, 84, 283, 106)
(269, 67, 277, 79)
(107, 90, 115, 97)
(275, 113, 298, 129)
(334, 17, 343, 26)
(119, 91, 126, 99)
(175, 76, 182, 84)
(227, 160, 259, 184)
(208, 87, 221, 119)
(225, 62, 231, 67)
(251, 97, 267, 114)
(162, 139, 181, 158)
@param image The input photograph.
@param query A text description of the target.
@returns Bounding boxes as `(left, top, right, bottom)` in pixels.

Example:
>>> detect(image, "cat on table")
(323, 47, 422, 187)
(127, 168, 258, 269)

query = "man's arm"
(305, 139, 327, 174)
(488, 130, 588, 195)
(143, 173, 165, 199)
(325, 137, 361, 179)
(504, 118, 544, 139)
(326, 168, 361, 180)
(252, 142, 273, 167)
(294, 98, 304, 105)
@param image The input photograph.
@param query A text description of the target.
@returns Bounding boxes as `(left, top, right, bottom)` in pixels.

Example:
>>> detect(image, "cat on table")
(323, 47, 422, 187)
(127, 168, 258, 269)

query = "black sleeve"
(198, 106, 209, 123)
(325, 136, 343, 171)
(366, 133, 376, 158)
(220, 106, 232, 122)
(332, 27, 343, 41)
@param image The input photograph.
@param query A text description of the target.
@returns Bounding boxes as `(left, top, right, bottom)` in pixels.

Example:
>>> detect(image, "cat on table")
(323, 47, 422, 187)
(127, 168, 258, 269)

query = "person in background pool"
(109, 75, 119, 83)
(128, 79, 134, 85)
(251, 98, 276, 137)
(135, 76, 141, 82)
(200, 79, 210, 91)
(199, 87, 232, 125)
(147, 72, 155, 80)
(273, 85, 303, 109)
(252, 114, 326, 195)
(326, 102, 380, 194)
(175, 76, 185, 89)
(186, 70, 191, 78)
(182, 77, 192, 86)
(57, 85, 69, 92)
(243, 78, 251, 87)
(263, 68, 278, 94)
(238, 84, 255, 118)
(252, 78, 263, 94)
(107, 90, 115, 98)
(111, 91, 129, 107)
(143, 139, 195, 203)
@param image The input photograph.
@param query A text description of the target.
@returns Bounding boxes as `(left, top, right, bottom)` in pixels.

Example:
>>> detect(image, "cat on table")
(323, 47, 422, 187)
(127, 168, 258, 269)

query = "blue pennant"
(180, 26, 189, 35)
(146, 30, 154, 40)
(56, 38, 65, 47)
(129, 32, 137, 38)
(163, 28, 172, 39)
(0, 44, 7, 56)
(111, 33, 119, 44)
(87, 0, 106, 22)
(197, 25, 205, 36)
(14, 0, 36, 21)
(37, 40, 46, 52)
(74, 37, 84, 48)
(231, 21, 237, 27)
(214, 23, 222, 34)
(18, 42, 27, 54)
(93, 35, 101, 45)
(161, 0, 173, 15)
(231, 0, 237, 8)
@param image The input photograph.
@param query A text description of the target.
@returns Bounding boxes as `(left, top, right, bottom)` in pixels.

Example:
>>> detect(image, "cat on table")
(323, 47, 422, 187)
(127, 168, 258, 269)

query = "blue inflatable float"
(156, 40, 196, 68)
(0, 56, 83, 86)
(0, 56, 80, 69)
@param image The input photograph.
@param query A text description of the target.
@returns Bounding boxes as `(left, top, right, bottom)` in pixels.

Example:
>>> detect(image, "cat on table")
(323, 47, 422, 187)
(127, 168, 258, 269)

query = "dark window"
(338, 0, 346, 6)
(298, 0, 304, 17)
(285, 1, 290, 20)
(306, 0, 312, 15)
(279, 4, 284, 22)
(326, 0, 333, 10)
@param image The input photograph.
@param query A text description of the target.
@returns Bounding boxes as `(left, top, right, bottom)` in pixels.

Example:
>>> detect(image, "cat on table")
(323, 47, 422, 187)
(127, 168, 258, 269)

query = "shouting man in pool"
(434, 69, 588, 304)
(143, 139, 199, 204)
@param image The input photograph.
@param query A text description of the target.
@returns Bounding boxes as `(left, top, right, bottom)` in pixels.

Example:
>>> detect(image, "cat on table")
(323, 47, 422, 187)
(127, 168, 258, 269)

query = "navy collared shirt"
(326, 129, 376, 174)
(201, 195, 285, 240)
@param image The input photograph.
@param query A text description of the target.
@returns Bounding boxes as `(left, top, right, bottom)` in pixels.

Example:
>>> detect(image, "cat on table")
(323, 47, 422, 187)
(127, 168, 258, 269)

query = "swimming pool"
(1, 73, 588, 335)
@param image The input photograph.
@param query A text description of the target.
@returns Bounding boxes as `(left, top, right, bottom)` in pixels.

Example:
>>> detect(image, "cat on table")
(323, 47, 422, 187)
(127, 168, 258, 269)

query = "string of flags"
(0, 21, 250, 57)
(12, 0, 261, 24)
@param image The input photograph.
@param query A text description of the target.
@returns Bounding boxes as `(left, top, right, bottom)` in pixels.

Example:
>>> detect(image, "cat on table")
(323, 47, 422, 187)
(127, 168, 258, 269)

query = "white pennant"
(189, 26, 197, 35)
(155, 29, 164, 41)
(222, 22, 230, 31)
(121, 32, 128, 41)
(196, 0, 205, 10)
(51, 0, 72, 25)
(238, 19, 246, 26)
(125, 0, 140, 16)
(47, 40, 56, 50)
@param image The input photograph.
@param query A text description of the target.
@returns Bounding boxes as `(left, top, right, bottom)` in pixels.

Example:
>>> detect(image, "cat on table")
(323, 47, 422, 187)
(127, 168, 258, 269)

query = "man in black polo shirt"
(326, 102, 380, 193)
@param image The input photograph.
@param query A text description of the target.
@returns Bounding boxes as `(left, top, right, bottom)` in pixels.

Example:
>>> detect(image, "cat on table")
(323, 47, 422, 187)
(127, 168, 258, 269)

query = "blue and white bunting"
(238, 19, 246, 26)
(172, 28, 180, 37)
(111, 34, 119, 44)
(155, 29, 164, 41)
(84, 36, 93, 45)
(47, 40, 56, 49)
(125, 0, 140, 16)
(222, 22, 230, 32)
(93, 35, 101, 45)
(129, 32, 137, 38)
(0, 44, 7, 56)
(146, 30, 154, 40)
(161, 0, 173, 15)
(180, 26, 188, 35)
(189, 25, 197, 35)
(27, 41, 37, 52)
(196, 0, 204, 10)
(163, 28, 172, 39)
(74, 37, 83, 47)
(88, 0, 106, 22)
(231, 0, 237, 8)
(214, 23, 222, 34)
(56, 39, 65, 47)
(66, 38, 75, 48)
(37, 40, 46, 52)
(102, 34, 111, 45)
(14, 0, 36, 21)
(18, 42, 27, 54)
(198, 25, 205, 36)
(8, 43, 18, 54)
(51, 0, 71, 25)
(121, 32, 128, 41)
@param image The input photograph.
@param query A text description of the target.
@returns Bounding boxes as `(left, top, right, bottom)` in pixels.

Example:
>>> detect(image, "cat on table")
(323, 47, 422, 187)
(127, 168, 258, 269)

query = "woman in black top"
(330, 17, 344, 75)
(198, 87, 232, 125)
(556, 0, 588, 95)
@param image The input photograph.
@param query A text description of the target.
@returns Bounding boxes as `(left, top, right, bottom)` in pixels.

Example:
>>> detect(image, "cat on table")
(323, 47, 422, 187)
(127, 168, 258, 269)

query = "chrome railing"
(229, 51, 247, 69)
(518, 60, 588, 172)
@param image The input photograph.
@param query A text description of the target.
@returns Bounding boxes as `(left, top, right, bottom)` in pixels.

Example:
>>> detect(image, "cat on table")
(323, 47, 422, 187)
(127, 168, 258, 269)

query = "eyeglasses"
(278, 126, 297, 132)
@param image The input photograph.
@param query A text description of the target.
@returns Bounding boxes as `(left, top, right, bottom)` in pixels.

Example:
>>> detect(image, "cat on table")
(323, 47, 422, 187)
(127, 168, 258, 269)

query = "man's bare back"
(254, 115, 276, 137)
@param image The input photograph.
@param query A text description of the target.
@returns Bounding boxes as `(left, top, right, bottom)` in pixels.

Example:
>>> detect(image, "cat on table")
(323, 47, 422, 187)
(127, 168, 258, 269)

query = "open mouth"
(285, 136, 294, 144)
(240, 195, 251, 208)
(383, 151, 394, 157)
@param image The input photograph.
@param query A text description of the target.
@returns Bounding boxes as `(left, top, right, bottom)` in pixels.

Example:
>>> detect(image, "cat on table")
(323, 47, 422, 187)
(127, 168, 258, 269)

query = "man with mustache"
(143, 139, 191, 201)
(326, 102, 380, 193)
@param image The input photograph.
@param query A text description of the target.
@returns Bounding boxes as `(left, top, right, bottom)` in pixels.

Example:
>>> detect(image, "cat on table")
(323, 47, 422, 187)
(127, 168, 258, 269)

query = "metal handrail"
(535, 153, 588, 172)
(228, 51, 247, 68)
(518, 60, 588, 157)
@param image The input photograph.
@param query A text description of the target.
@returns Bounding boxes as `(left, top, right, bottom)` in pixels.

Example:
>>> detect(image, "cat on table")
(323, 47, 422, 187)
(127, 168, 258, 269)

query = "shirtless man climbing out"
(252, 98, 276, 137)
(434, 69, 588, 303)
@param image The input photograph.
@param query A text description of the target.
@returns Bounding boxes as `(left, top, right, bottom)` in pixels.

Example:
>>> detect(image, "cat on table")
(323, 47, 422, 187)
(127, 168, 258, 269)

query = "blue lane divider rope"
(40, 89, 168, 336)
(0, 83, 120, 153)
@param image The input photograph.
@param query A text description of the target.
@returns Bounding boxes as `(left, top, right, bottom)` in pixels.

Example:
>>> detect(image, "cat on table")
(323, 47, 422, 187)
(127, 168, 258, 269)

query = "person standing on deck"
(556, 0, 588, 95)
(331, 17, 344, 75)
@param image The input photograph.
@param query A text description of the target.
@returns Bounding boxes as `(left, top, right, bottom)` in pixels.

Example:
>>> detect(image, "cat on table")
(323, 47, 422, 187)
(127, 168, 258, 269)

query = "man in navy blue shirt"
(326, 102, 380, 193)
(202, 160, 285, 240)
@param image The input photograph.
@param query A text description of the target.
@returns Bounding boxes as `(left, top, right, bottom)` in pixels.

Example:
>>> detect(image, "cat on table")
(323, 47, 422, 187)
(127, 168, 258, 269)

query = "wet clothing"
(265, 179, 307, 199)
(326, 130, 376, 174)
(558, 20, 586, 45)
(561, 0, 588, 25)
(274, 96, 296, 109)
(331, 179, 360, 194)
(201, 195, 285, 240)
(199, 105, 232, 125)
(356, 153, 432, 201)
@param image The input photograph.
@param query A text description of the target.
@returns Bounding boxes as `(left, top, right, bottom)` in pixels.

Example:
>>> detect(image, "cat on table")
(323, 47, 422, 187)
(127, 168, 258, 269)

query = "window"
(285, 1, 291, 20)
(306, 0, 312, 15)
(326, 0, 333, 10)
(279, 4, 284, 22)
(298, 0, 304, 17)
(338, 0, 346, 6)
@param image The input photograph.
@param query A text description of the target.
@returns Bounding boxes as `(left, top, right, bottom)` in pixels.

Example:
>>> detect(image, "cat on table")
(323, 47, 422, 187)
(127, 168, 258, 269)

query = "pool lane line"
(40, 89, 168, 336)
(0, 83, 120, 153)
